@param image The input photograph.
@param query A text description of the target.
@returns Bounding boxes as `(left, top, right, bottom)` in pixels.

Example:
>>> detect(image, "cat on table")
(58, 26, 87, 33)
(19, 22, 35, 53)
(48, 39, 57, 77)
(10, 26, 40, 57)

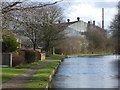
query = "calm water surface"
(51, 55, 119, 88)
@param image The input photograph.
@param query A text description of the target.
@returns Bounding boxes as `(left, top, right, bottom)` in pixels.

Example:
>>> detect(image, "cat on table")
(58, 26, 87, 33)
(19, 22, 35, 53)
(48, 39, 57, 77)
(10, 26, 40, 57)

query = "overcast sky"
(56, 0, 119, 29)
(34, 0, 118, 29)
(29, 0, 119, 29)
(5, 0, 119, 29)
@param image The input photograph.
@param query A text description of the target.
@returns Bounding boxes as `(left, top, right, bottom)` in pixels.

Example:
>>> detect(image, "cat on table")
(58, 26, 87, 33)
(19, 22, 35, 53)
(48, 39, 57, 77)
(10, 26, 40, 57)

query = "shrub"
(17, 49, 41, 64)
(2, 30, 19, 53)
(12, 54, 25, 67)
(24, 49, 37, 64)
(35, 51, 41, 61)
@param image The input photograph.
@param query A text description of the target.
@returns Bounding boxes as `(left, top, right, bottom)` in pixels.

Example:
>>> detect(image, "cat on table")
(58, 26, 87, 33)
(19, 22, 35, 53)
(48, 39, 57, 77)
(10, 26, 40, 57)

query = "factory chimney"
(102, 8, 104, 29)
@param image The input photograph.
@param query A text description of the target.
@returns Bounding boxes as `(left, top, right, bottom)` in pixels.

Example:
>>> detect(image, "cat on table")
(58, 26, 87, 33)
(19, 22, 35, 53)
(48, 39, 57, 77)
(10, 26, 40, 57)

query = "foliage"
(19, 49, 38, 64)
(110, 1, 120, 54)
(55, 36, 88, 55)
(11, 5, 65, 51)
(86, 27, 108, 53)
(12, 53, 25, 67)
(25, 50, 36, 63)
(2, 30, 19, 52)
(12, 49, 41, 66)
(2, 1, 64, 51)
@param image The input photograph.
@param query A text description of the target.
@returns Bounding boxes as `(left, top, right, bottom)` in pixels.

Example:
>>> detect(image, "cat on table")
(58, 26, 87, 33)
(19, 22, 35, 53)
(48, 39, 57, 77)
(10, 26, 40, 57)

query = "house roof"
(61, 20, 106, 32)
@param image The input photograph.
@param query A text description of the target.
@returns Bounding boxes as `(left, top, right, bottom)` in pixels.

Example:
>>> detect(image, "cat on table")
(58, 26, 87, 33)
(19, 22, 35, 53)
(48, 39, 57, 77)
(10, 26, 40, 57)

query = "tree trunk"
(33, 43, 36, 50)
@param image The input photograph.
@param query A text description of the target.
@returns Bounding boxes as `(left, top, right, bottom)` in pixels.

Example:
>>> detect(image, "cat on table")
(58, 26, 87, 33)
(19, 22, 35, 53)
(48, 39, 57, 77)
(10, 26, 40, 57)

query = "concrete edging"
(45, 60, 62, 88)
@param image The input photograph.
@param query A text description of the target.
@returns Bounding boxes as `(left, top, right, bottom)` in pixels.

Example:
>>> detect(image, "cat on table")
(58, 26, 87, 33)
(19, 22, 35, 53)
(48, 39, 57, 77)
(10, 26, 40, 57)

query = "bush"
(35, 51, 41, 62)
(19, 49, 40, 64)
(2, 30, 19, 53)
(15, 49, 41, 65)
(25, 50, 36, 63)
(12, 54, 25, 67)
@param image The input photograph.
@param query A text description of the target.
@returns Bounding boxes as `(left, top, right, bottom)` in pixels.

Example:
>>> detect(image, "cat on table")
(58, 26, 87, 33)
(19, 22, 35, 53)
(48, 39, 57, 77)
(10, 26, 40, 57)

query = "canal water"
(51, 55, 119, 88)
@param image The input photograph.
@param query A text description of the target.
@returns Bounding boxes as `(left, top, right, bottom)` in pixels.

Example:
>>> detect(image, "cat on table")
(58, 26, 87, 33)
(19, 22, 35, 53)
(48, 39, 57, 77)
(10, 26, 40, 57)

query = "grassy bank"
(2, 61, 45, 83)
(25, 54, 65, 88)
(2, 54, 65, 84)
(25, 60, 61, 88)
(68, 52, 113, 57)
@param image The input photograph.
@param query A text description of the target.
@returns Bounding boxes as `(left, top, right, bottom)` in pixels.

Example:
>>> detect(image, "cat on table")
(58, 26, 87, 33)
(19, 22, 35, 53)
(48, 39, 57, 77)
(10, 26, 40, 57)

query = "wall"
(65, 21, 88, 37)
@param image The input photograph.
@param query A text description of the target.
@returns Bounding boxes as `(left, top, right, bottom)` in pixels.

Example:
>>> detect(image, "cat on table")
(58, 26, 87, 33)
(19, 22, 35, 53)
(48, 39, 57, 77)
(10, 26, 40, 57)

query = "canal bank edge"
(45, 60, 62, 88)
(67, 53, 114, 58)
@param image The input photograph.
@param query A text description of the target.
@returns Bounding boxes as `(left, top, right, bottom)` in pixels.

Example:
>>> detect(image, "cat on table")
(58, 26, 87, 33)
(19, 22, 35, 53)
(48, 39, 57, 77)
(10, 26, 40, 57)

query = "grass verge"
(68, 52, 114, 57)
(2, 60, 45, 83)
(2, 54, 65, 84)
(25, 59, 61, 88)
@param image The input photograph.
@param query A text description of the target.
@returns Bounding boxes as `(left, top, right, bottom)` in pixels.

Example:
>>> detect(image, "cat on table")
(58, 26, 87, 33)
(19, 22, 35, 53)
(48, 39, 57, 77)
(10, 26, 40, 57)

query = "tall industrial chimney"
(102, 8, 104, 29)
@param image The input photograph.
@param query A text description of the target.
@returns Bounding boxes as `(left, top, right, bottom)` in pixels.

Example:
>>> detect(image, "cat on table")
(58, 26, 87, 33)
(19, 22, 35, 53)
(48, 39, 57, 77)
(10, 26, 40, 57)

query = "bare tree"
(1, 0, 63, 14)
(56, 36, 88, 55)
(38, 5, 66, 53)
(1, 0, 65, 51)
(86, 26, 108, 53)
(1, 0, 63, 30)
(110, 1, 120, 54)
(7, 5, 66, 51)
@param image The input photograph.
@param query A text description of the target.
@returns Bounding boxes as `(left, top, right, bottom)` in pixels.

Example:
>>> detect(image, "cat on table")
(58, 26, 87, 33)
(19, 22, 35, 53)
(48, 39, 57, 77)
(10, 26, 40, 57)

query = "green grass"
(2, 54, 65, 85)
(2, 60, 45, 83)
(2, 67, 26, 82)
(46, 54, 66, 59)
(68, 52, 113, 57)
(25, 60, 61, 88)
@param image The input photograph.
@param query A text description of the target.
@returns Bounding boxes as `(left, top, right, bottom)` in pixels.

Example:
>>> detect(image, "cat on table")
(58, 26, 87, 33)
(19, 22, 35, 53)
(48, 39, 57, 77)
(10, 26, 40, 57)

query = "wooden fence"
(1, 53, 12, 67)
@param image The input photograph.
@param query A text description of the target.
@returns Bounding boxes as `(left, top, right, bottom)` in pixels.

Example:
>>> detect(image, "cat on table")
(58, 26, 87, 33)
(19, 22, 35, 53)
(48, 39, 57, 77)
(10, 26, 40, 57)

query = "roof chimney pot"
(67, 19, 70, 23)
(77, 17, 80, 21)
(88, 21, 90, 24)
(93, 20, 95, 25)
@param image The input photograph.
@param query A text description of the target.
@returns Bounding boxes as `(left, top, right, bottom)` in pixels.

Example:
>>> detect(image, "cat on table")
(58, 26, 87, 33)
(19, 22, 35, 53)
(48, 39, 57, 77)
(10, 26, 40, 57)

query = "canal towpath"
(2, 55, 63, 88)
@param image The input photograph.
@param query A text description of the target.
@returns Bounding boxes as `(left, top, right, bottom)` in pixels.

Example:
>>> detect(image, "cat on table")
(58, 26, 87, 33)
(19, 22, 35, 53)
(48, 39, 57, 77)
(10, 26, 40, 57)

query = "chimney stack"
(77, 17, 80, 21)
(93, 20, 95, 25)
(88, 21, 90, 24)
(102, 8, 104, 29)
(67, 19, 70, 23)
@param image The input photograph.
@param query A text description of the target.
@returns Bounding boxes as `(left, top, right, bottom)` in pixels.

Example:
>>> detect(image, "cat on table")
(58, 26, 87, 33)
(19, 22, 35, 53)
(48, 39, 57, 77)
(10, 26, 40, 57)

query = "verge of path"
(2, 61, 53, 88)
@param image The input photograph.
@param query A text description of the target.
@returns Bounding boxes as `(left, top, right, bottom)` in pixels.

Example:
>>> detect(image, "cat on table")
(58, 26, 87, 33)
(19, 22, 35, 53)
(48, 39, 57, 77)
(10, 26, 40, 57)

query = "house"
(63, 17, 106, 37)
(55, 17, 106, 54)
(64, 18, 88, 37)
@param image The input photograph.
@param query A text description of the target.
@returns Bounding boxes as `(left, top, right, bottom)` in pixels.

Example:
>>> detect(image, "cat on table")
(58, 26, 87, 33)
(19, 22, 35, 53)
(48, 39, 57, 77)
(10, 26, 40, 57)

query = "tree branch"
(2, 0, 63, 14)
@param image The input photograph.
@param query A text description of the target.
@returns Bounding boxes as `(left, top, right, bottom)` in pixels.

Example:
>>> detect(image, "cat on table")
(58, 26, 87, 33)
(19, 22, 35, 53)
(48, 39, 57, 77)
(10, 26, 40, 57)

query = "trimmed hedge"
(12, 49, 41, 67)
(12, 54, 25, 67)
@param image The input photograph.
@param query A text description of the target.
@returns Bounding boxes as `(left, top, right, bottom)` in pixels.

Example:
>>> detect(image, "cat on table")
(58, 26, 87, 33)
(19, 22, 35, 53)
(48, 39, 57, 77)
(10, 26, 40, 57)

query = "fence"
(1, 53, 12, 67)
(0, 52, 46, 67)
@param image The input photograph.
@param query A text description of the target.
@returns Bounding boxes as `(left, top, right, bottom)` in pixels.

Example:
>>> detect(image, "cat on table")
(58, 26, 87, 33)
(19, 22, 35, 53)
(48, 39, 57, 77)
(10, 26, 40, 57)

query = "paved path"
(2, 61, 53, 88)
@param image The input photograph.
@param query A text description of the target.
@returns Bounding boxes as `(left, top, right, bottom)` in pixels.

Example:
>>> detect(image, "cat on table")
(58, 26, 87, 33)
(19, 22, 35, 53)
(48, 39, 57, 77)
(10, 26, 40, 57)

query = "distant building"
(62, 17, 106, 37)
(55, 17, 106, 54)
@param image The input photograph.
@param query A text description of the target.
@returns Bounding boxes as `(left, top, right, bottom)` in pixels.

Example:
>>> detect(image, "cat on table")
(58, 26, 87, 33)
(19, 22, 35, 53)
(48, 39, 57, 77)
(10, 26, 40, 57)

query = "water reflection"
(51, 55, 119, 88)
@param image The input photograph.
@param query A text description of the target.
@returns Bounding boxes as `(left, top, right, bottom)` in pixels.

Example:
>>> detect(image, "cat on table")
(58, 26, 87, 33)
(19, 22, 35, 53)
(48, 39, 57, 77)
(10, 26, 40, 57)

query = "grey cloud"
(94, 2, 118, 8)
